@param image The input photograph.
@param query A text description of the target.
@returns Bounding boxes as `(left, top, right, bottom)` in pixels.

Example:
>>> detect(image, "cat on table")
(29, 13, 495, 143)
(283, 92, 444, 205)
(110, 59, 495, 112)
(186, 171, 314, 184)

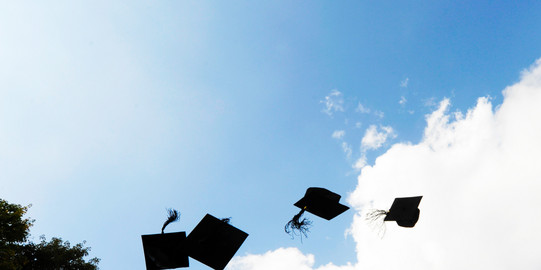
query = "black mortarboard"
(285, 187, 350, 240)
(294, 187, 350, 220)
(186, 214, 249, 270)
(141, 232, 189, 270)
(141, 209, 187, 270)
(384, 196, 423, 227)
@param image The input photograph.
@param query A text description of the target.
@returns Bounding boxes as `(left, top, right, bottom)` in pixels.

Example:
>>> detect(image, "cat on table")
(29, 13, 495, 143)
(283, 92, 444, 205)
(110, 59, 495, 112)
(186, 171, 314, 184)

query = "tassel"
(161, 208, 180, 234)
(364, 209, 387, 238)
(284, 208, 312, 241)
(221, 217, 231, 224)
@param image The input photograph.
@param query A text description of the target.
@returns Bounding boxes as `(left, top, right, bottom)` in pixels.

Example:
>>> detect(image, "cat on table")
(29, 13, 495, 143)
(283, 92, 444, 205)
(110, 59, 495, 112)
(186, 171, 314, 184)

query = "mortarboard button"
(293, 187, 350, 220)
(141, 231, 189, 270)
(384, 196, 423, 227)
(186, 214, 248, 270)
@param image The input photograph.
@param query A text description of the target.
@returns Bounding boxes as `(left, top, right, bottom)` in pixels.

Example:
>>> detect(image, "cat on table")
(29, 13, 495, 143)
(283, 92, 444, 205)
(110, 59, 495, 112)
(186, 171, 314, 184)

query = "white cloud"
(355, 103, 370, 114)
(228, 248, 355, 270)
(400, 78, 409, 88)
(229, 59, 541, 270)
(374, 110, 385, 118)
(228, 248, 315, 270)
(332, 130, 346, 139)
(361, 125, 396, 151)
(399, 96, 407, 105)
(348, 58, 541, 270)
(355, 122, 362, 128)
(342, 142, 353, 159)
(424, 97, 437, 108)
(332, 130, 352, 158)
(352, 155, 367, 170)
(322, 90, 345, 116)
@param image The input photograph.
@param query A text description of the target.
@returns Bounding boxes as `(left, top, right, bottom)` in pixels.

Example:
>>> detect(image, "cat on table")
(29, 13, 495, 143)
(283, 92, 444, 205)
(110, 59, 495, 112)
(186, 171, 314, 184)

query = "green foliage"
(0, 199, 99, 270)
(19, 236, 100, 270)
(0, 199, 34, 244)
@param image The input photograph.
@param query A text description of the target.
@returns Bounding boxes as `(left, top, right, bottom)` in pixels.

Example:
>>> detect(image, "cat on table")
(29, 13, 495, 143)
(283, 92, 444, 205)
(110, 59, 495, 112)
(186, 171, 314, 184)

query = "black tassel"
(284, 208, 312, 241)
(161, 208, 180, 234)
(365, 209, 387, 238)
(221, 217, 231, 224)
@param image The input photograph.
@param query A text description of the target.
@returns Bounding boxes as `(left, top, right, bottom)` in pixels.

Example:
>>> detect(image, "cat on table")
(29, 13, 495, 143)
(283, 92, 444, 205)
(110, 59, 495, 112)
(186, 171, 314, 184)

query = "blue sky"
(2, 2, 541, 269)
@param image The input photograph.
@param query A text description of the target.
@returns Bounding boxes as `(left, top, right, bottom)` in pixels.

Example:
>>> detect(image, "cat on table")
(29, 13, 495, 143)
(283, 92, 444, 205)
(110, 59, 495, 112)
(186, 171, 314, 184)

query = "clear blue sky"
(2, 1, 541, 269)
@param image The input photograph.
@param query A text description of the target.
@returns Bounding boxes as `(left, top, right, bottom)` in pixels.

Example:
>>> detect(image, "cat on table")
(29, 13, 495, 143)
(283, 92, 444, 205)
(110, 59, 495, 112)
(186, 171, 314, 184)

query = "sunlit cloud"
(361, 125, 396, 151)
(352, 155, 367, 171)
(229, 59, 541, 270)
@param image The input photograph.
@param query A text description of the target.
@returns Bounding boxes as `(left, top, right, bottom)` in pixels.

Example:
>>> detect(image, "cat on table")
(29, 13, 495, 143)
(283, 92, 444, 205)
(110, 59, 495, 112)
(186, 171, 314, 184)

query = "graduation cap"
(142, 232, 189, 270)
(141, 209, 189, 270)
(384, 196, 423, 227)
(186, 214, 248, 270)
(365, 196, 423, 233)
(285, 187, 350, 240)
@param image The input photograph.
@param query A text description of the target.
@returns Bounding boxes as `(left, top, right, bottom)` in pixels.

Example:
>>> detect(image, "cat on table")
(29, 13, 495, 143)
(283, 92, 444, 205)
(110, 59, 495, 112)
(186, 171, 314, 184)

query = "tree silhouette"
(0, 198, 99, 269)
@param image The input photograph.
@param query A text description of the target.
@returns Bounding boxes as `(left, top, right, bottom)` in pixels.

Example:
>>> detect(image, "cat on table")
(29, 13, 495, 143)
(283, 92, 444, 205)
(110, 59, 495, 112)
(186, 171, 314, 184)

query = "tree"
(0, 199, 99, 269)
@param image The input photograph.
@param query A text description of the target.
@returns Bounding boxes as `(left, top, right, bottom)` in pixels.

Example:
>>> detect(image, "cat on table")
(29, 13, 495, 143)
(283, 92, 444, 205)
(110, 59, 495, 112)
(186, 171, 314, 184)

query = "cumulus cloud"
(228, 248, 315, 270)
(349, 59, 541, 270)
(322, 90, 345, 116)
(228, 248, 355, 270)
(228, 59, 541, 270)
(361, 125, 396, 151)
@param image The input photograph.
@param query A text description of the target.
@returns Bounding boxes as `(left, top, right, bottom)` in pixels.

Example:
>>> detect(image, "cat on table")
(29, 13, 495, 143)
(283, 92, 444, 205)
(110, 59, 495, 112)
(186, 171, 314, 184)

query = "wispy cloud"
(332, 130, 352, 158)
(321, 89, 344, 116)
(342, 142, 353, 159)
(423, 97, 437, 108)
(400, 77, 409, 88)
(399, 96, 407, 105)
(352, 155, 367, 170)
(332, 130, 345, 139)
(355, 103, 370, 114)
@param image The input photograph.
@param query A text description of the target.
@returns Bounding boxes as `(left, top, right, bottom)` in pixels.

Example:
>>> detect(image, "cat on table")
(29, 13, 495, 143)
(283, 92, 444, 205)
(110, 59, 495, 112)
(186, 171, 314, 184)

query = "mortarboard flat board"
(384, 196, 423, 227)
(141, 231, 189, 270)
(186, 214, 248, 270)
(294, 187, 350, 220)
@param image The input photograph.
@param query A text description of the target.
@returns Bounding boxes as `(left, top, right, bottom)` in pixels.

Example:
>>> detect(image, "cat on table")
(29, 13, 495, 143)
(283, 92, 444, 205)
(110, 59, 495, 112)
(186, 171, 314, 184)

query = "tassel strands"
(284, 207, 312, 241)
(161, 208, 180, 234)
